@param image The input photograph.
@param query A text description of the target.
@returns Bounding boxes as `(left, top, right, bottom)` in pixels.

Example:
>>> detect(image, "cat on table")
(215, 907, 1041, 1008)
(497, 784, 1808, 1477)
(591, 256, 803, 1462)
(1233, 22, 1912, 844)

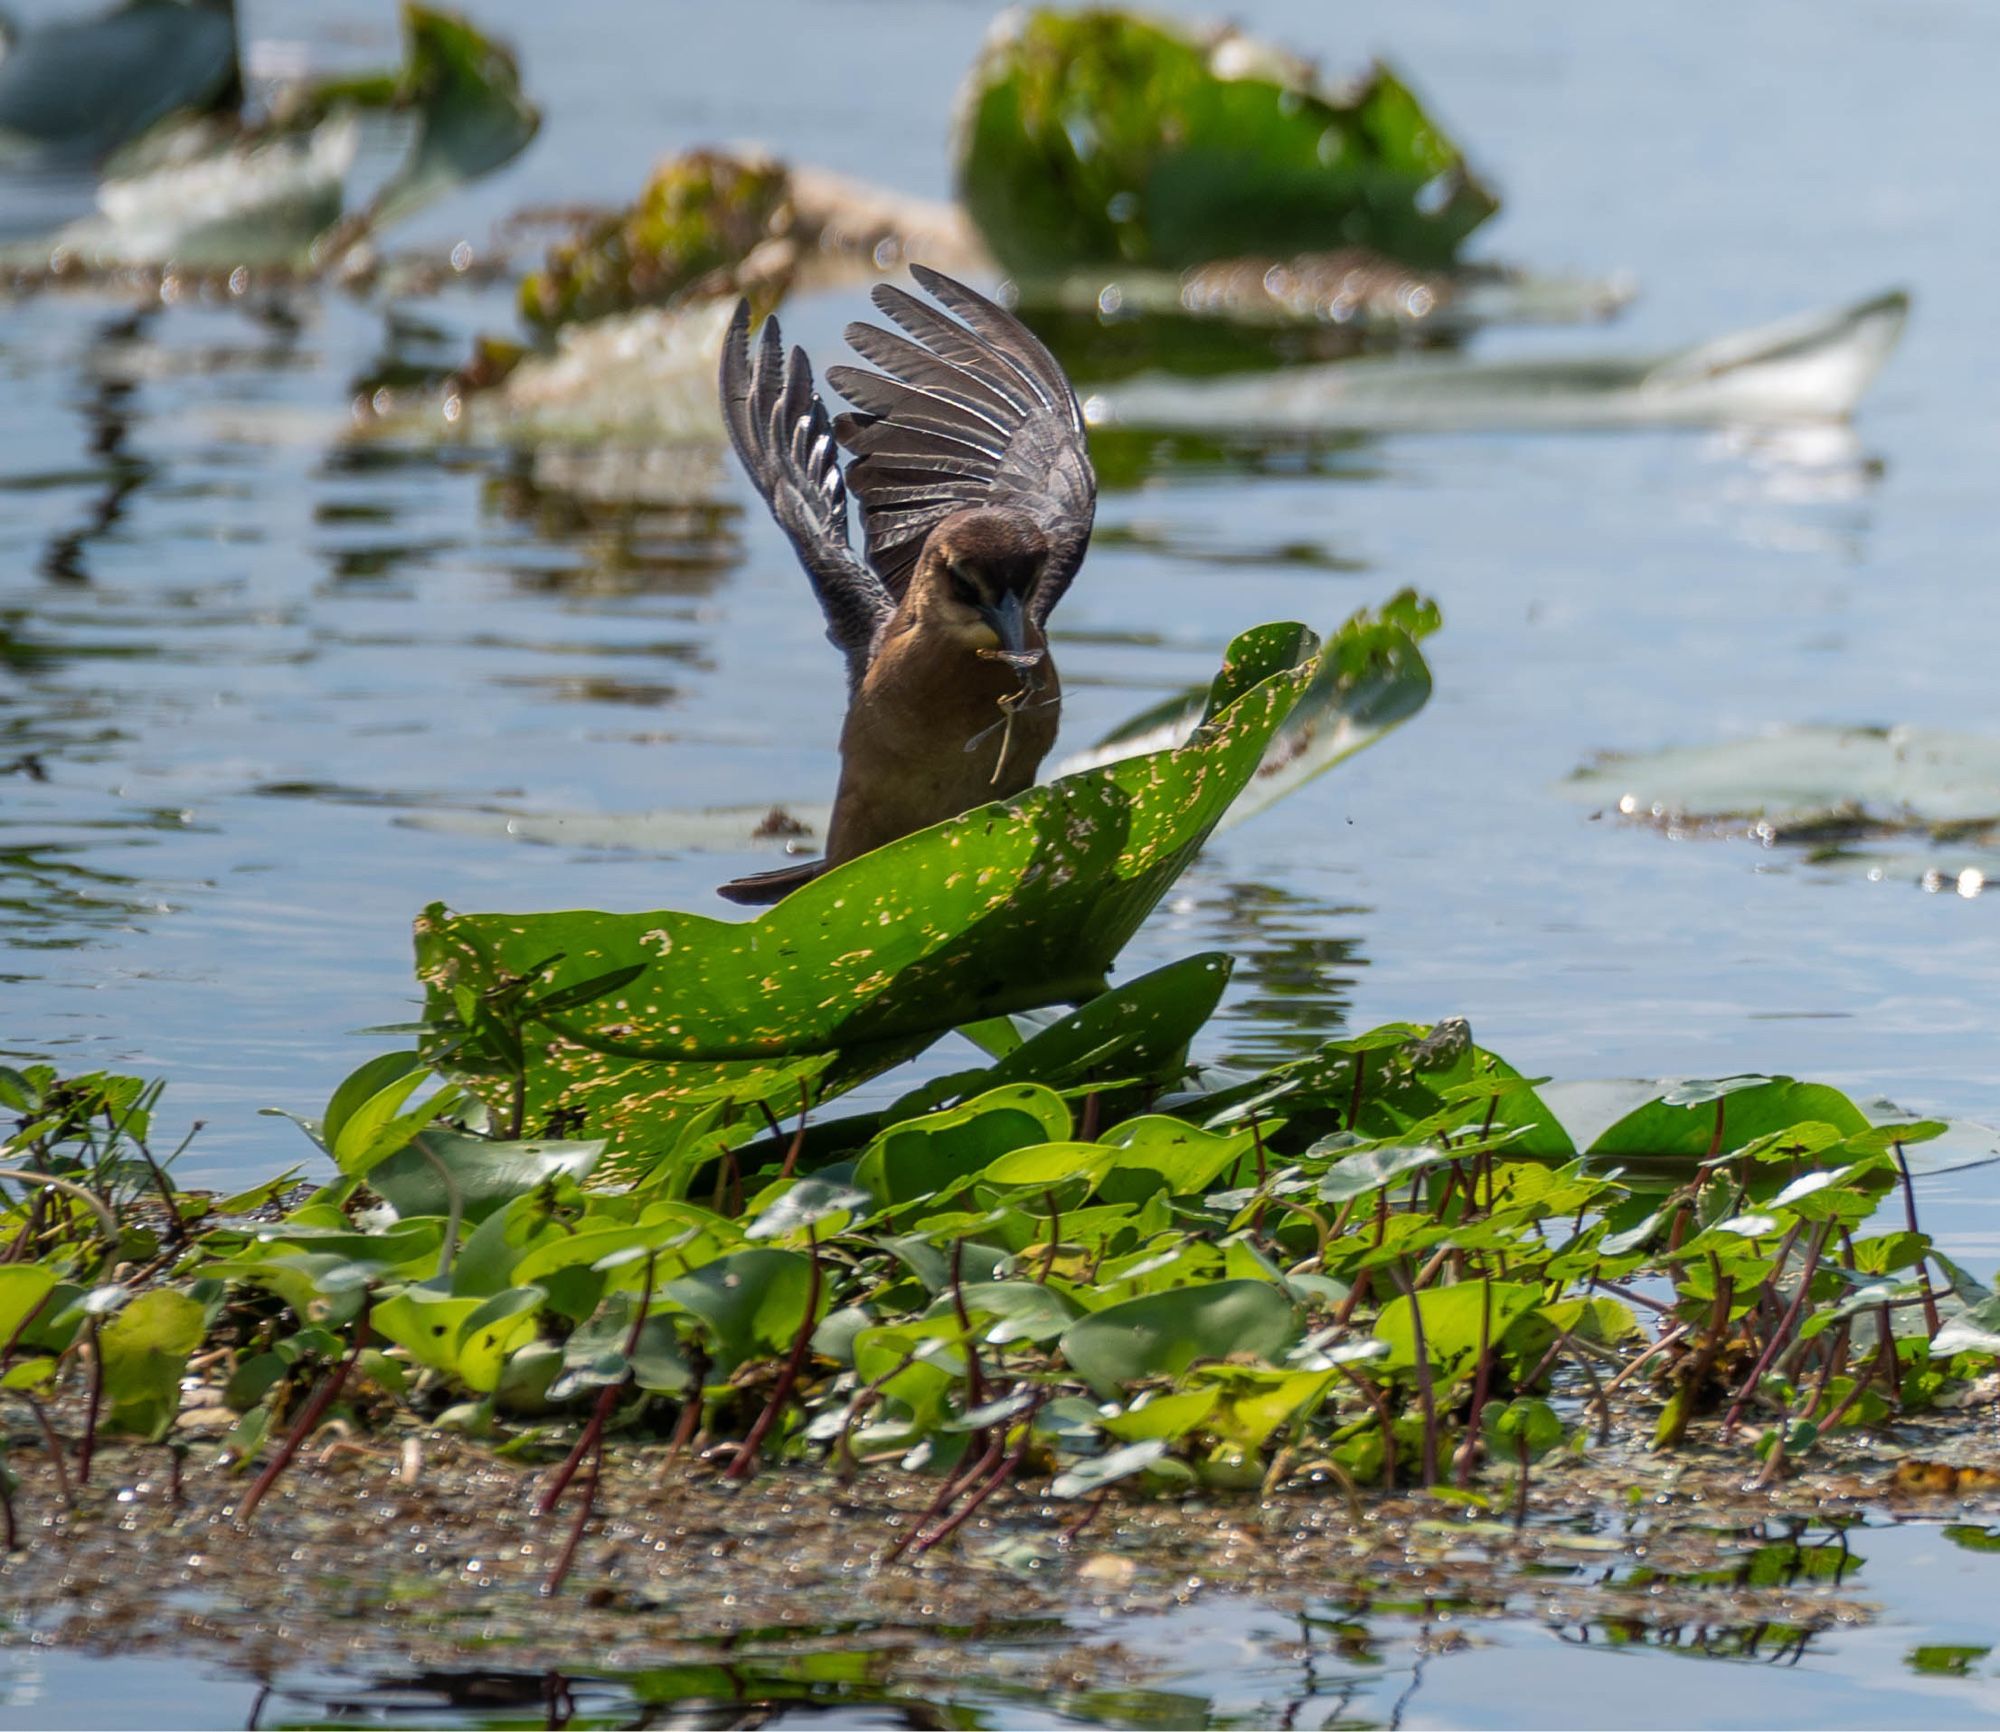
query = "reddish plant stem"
(1336, 1368, 1396, 1491)
(1590, 1277, 1675, 1318)
(1078, 1093, 1101, 1142)
(237, 1301, 372, 1523)
(884, 1429, 1004, 1564)
(664, 1339, 712, 1471)
(1798, 1317, 1852, 1426)
(1891, 1142, 1942, 1337)
(1822, 1319, 1900, 1432)
(1656, 1264, 1733, 1450)
(723, 1229, 820, 1481)
(1060, 1487, 1109, 1541)
(780, 1078, 811, 1180)
(541, 1435, 602, 1598)
(1719, 1220, 1831, 1442)
(912, 1411, 1038, 1556)
(77, 1320, 105, 1485)
(0, 1291, 50, 1372)
(540, 1255, 655, 1515)
(1600, 1323, 1691, 1396)
(1457, 1279, 1495, 1490)
(948, 1237, 992, 1458)
(15, 1394, 72, 1506)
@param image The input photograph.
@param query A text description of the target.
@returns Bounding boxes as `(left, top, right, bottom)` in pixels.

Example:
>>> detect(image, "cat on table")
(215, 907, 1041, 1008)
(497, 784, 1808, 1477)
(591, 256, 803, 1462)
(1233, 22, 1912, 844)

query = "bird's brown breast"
(822, 630, 1061, 864)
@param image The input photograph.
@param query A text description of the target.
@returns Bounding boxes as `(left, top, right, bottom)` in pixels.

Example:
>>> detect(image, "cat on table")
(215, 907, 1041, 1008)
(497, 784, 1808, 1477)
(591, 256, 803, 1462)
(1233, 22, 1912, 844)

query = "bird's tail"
(715, 859, 828, 906)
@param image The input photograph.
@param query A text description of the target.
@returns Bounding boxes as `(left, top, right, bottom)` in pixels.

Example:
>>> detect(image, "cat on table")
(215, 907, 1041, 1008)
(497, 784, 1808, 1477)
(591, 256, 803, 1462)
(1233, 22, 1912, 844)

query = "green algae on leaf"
(955, 8, 1496, 275)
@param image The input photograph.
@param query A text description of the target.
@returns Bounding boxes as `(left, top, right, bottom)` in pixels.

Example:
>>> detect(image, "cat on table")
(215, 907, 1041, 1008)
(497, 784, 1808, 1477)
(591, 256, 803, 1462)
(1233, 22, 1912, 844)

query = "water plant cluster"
(1, 979, 1987, 1590)
(2, 610, 1992, 1601)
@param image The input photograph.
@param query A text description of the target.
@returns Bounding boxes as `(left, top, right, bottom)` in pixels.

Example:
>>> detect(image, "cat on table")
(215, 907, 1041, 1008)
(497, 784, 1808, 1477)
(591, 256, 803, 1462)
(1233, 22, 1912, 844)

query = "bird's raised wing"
(827, 264, 1096, 627)
(719, 301, 895, 685)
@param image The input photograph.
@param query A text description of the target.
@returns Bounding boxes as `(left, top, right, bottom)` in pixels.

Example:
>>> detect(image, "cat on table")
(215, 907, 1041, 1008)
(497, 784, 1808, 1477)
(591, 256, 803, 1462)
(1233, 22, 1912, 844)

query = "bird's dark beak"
(979, 591, 1042, 668)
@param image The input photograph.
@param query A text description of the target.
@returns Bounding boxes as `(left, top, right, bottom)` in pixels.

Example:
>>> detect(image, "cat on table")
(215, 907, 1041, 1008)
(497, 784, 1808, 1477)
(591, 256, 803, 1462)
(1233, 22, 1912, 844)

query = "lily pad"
(96, 1288, 205, 1439)
(0, 0, 239, 167)
(1058, 590, 1438, 831)
(365, 1129, 604, 1224)
(1565, 722, 2000, 887)
(1060, 1278, 1297, 1394)
(954, 8, 1495, 274)
(363, 2, 541, 234)
(1089, 291, 1908, 434)
(414, 620, 1338, 1165)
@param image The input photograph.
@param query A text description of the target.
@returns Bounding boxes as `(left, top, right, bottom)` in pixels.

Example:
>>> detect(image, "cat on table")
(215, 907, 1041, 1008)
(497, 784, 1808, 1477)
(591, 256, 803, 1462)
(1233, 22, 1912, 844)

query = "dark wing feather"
(718, 301, 894, 685)
(828, 265, 1095, 624)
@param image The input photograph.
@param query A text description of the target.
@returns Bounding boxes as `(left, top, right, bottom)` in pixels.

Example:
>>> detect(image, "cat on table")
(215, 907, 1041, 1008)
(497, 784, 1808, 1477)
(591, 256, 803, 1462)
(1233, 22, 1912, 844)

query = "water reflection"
(1197, 879, 1372, 1064)
(171, 1519, 1909, 1730)
(484, 454, 740, 599)
(39, 307, 157, 586)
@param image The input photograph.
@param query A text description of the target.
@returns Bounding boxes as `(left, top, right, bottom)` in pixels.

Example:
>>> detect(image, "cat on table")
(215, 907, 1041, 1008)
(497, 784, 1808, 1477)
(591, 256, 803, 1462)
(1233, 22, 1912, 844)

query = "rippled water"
(5, 0, 2000, 1721)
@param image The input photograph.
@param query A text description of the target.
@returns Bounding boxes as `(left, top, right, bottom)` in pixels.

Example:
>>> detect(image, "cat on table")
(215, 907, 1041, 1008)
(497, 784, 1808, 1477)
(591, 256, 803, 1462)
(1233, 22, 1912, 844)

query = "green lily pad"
(1589, 1077, 1871, 1164)
(1059, 592, 1439, 834)
(366, 1129, 604, 1223)
(954, 8, 1495, 274)
(96, 1288, 205, 1439)
(1375, 1280, 1540, 1379)
(415, 619, 1340, 1167)
(1060, 1278, 1298, 1395)
(0, 0, 239, 167)
(365, 3, 541, 234)
(661, 1249, 818, 1375)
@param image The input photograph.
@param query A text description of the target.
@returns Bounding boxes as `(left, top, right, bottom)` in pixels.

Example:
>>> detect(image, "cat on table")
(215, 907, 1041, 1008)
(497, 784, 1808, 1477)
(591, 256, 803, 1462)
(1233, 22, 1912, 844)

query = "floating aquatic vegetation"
(2, 1010, 1993, 1604)
(517, 150, 989, 334)
(0, 0, 240, 168)
(412, 618, 1339, 1159)
(955, 8, 1497, 277)
(1568, 722, 2000, 890)
(0, 4, 538, 279)
(518, 150, 794, 331)
(1085, 290, 1910, 434)
(1015, 249, 1633, 339)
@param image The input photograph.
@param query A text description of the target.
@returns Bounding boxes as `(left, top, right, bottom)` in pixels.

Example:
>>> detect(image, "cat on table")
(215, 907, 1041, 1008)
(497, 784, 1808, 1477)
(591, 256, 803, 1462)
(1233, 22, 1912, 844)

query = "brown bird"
(715, 265, 1097, 905)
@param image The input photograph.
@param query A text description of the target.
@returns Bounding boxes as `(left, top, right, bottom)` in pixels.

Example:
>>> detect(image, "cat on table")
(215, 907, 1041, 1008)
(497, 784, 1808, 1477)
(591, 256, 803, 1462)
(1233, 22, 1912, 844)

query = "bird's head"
(916, 508, 1050, 667)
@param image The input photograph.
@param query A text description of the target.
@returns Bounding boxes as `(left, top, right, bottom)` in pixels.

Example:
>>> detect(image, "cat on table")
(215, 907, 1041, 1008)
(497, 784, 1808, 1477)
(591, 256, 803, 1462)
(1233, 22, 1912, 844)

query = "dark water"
(5, 0, 2000, 1722)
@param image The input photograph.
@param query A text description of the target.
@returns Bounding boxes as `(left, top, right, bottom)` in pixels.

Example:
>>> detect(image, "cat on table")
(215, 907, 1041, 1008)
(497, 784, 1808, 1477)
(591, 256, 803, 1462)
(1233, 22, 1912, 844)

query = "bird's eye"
(947, 561, 982, 606)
